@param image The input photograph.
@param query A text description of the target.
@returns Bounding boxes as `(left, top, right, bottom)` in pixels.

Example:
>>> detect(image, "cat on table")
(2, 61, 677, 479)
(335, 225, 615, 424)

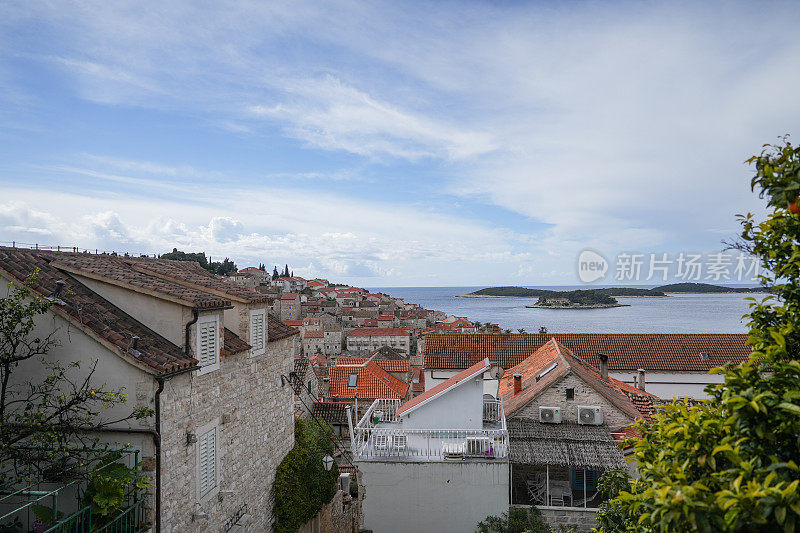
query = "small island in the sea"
(456, 286, 667, 309)
(653, 282, 765, 293)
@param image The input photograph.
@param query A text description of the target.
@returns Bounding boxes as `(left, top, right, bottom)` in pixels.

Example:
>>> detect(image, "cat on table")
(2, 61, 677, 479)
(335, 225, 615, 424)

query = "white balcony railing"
(353, 427, 508, 460)
(351, 398, 509, 460)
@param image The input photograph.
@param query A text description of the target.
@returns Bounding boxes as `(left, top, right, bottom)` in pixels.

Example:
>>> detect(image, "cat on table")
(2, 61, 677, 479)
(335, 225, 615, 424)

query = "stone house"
(278, 293, 300, 321)
(0, 248, 298, 532)
(302, 330, 326, 355)
(499, 339, 660, 531)
(346, 327, 411, 356)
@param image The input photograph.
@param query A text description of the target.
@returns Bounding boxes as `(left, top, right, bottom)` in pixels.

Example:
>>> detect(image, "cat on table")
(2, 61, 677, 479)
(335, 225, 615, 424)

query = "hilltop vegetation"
(462, 286, 665, 297)
(654, 282, 764, 293)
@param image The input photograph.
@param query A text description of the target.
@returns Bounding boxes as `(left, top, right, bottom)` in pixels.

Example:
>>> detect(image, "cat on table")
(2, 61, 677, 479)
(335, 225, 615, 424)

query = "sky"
(1, 1, 799, 286)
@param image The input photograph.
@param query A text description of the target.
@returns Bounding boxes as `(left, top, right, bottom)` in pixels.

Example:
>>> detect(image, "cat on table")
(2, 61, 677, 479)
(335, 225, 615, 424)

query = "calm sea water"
(367, 286, 769, 333)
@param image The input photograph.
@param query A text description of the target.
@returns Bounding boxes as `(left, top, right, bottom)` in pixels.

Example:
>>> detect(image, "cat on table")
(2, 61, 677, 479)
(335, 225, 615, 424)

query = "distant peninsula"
(653, 282, 766, 293)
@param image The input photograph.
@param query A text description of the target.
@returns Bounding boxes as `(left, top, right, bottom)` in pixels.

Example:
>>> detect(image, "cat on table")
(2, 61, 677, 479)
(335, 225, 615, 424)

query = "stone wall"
(159, 333, 295, 532)
(513, 374, 634, 429)
(532, 505, 598, 532)
(299, 489, 359, 533)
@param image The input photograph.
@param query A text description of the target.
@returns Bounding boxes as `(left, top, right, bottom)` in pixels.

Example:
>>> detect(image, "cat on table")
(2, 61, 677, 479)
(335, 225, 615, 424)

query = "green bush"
(271, 418, 339, 533)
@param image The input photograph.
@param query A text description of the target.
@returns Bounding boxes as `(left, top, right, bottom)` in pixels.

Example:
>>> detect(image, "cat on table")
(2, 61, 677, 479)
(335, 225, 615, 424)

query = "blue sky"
(1, 1, 799, 286)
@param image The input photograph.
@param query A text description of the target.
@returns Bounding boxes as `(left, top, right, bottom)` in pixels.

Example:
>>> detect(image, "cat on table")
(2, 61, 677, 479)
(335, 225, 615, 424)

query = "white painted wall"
(401, 375, 484, 429)
(425, 370, 500, 398)
(608, 371, 724, 399)
(358, 461, 509, 533)
(72, 275, 187, 346)
(426, 369, 723, 400)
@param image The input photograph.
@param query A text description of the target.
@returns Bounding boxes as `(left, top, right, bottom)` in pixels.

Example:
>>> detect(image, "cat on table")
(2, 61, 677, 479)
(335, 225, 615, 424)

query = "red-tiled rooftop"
(499, 339, 657, 421)
(328, 358, 409, 400)
(335, 357, 409, 372)
(348, 327, 409, 337)
(303, 330, 325, 339)
(0, 247, 197, 374)
(268, 314, 299, 341)
(423, 333, 751, 372)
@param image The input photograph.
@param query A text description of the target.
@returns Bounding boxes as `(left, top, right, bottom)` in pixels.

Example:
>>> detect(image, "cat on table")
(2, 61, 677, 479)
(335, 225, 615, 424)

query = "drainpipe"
(185, 309, 199, 358)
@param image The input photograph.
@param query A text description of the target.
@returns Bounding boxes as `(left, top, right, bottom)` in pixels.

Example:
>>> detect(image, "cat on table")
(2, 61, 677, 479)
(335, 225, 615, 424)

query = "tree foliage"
(0, 279, 153, 486)
(477, 506, 577, 533)
(608, 138, 800, 532)
(271, 418, 339, 533)
(159, 248, 237, 276)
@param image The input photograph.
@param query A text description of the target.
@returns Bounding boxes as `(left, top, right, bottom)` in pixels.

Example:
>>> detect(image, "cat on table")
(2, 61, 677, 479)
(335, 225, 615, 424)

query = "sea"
(366, 286, 770, 334)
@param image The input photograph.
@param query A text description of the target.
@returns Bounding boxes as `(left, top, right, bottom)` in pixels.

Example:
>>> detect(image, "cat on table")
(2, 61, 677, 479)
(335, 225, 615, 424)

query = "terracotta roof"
(0, 247, 196, 374)
(328, 358, 409, 400)
(396, 358, 489, 417)
(283, 320, 304, 326)
(423, 333, 751, 372)
(223, 328, 251, 356)
(335, 357, 409, 372)
(50, 254, 232, 309)
(292, 357, 309, 394)
(303, 330, 325, 339)
(311, 402, 349, 425)
(280, 293, 299, 300)
(348, 327, 409, 337)
(500, 339, 658, 422)
(268, 313, 299, 341)
(128, 258, 273, 303)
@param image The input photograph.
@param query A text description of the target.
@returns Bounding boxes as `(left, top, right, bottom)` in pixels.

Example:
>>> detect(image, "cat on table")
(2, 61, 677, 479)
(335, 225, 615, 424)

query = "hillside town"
(1, 248, 758, 532)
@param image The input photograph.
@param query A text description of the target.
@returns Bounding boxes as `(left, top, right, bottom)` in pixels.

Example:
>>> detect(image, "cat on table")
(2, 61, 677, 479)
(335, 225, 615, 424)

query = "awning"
(508, 418, 626, 469)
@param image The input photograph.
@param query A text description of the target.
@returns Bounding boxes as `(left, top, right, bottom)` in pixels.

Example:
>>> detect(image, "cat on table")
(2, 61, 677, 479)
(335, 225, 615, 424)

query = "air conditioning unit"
(466, 436, 491, 456)
(577, 405, 603, 425)
(539, 406, 562, 424)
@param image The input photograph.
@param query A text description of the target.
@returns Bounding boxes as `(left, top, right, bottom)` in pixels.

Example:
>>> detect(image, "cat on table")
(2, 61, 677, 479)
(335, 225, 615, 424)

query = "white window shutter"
(199, 428, 217, 496)
(250, 311, 265, 352)
(198, 321, 218, 367)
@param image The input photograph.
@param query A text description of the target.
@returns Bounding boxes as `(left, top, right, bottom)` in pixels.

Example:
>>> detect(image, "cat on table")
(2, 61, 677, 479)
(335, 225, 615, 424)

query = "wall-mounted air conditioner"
(539, 406, 562, 424)
(577, 405, 603, 425)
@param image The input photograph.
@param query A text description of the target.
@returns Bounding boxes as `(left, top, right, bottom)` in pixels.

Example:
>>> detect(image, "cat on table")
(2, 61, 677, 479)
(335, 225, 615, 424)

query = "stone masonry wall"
(534, 506, 598, 532)
(159, 325, 295, 533)
(514, 374, 634, 429)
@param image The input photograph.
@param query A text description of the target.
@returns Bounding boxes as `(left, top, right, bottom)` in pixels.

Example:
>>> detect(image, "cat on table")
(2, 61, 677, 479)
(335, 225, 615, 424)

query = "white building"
(346, 327, 411, 355)
(349, 359, 509, 533)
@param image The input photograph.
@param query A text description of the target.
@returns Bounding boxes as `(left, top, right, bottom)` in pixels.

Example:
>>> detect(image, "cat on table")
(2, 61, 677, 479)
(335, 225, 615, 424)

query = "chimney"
(513, 374, 522, 396)
(598, 353, 609, 381)
(637, 368, 646, 392)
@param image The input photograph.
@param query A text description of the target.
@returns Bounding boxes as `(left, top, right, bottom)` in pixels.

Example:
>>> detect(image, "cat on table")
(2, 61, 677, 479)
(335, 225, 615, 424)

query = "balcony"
(351, 398, 508, 462)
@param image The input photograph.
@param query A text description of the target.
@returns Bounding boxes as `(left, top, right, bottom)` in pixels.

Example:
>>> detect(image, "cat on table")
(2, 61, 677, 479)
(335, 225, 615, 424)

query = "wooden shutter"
(198, 321, 218, 367)
(199, 428, 217, 496)
(250, 311, 265, 352)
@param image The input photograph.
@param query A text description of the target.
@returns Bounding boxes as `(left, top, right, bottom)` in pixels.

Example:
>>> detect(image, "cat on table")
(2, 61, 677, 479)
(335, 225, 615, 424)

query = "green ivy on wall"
(271, 418, 339, 533)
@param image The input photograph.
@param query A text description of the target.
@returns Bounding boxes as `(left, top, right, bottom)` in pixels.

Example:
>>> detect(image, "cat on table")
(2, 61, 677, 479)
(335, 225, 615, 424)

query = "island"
(457, 286, 666, 298)
(526, 290, 629, 309)
(653, 282, 766, 293)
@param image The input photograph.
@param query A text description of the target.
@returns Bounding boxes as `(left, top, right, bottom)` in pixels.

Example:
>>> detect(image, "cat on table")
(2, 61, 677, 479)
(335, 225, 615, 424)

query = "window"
(250, 309, 266, 356)
(348, 373, 358, 388)
(198, 427, 217, 497)
(566, 388, 575, 400)
(572, 468, 598, 491)
(197, 315, 220, 374)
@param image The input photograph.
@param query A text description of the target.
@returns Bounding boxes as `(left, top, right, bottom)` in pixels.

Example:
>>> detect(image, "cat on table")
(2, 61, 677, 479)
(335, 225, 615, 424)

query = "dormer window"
(348, 373, 358, 388)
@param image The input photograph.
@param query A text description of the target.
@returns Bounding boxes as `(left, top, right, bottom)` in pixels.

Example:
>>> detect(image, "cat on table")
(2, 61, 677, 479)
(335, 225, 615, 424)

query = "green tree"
(271, 418, 339, 533)
(0, 279, 153, 485)
(610, 138, 800, 532)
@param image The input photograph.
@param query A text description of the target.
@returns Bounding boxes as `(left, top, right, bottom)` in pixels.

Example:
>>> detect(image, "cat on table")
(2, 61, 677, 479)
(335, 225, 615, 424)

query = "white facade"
(357, 461, 509, 533)
(425, 369, 722, 399)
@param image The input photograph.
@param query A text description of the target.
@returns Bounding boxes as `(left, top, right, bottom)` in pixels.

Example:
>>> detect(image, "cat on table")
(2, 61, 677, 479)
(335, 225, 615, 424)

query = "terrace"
(350, 398, 509, 461)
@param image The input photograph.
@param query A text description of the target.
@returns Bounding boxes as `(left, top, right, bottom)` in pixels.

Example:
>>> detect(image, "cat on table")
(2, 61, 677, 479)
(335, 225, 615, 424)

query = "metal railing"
(353, 427, 508, 459)
(483, 399, 502, 423)
(357, 398, 401, 428)
(0, 449, 146, 533)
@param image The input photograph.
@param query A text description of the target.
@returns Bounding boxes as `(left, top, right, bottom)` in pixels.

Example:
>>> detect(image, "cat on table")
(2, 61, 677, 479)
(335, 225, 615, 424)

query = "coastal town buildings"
(346, 327, 411, 355)
(422, 333, 751, 399)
